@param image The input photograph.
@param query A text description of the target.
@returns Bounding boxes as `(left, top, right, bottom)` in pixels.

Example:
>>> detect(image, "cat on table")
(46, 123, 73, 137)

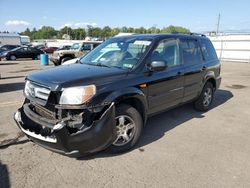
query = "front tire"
(194, 82, 214, 111)
(110, 104, 143, 153)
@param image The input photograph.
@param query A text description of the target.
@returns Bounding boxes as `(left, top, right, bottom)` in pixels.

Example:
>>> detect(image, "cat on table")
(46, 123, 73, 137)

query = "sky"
(1, 0, 250, 33)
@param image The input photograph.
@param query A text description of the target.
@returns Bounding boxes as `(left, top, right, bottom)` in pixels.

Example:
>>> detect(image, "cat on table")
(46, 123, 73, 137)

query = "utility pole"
(216, 13, 221, 35)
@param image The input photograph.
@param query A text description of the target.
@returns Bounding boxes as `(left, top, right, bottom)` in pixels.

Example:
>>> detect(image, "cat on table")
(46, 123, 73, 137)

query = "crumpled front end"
(14, 100, 116, 157)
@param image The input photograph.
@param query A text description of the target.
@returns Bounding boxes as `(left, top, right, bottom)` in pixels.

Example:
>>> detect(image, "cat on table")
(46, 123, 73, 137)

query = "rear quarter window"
(200, 39, 218, 61)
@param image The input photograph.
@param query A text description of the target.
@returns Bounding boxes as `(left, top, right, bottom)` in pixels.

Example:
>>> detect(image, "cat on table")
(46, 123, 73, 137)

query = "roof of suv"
(114, 33, 207, 40)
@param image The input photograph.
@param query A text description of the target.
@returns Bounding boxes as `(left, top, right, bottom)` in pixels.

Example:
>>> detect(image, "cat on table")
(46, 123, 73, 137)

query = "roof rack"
(190, 33, 206, 37)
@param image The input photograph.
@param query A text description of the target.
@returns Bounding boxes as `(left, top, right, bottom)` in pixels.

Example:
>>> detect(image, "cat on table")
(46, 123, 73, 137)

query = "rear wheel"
(110, 104, 143, 153)
(36, 54, 40, 60)
(194, 82, 214, 111)
(10, 55, 16, 61)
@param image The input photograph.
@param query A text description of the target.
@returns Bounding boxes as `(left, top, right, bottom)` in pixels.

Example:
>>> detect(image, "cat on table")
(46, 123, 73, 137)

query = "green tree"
(161, 25, 190, 34)
(72, 28, 86, 40)
(17, 25, 191, 40)
(59, 26, 72, 39)
(101, 26, 112, 38)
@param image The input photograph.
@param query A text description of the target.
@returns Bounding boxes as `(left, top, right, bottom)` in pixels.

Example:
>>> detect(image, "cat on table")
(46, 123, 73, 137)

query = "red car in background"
(41, 47, 58, 54)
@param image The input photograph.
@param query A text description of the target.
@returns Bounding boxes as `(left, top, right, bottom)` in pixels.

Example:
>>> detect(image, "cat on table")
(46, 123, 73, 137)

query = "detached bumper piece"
(14, 103, 116, 157)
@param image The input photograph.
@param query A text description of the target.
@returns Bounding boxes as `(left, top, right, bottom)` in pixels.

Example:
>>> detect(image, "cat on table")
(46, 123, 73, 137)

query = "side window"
(28, 47, 35, 52)
(180, 39, 202, 65)
(81, 44, 92, 51)
(18, 48, 26, 52)
(200, 39, 218, 61)
(150, 39, 180, 67)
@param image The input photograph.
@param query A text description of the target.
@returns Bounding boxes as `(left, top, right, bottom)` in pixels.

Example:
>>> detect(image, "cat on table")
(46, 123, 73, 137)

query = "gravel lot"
(0, 59, 250, 188)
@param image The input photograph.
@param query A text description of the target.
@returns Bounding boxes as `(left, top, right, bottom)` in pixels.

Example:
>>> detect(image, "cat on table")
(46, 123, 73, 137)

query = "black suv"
(14, 34, 221, 157)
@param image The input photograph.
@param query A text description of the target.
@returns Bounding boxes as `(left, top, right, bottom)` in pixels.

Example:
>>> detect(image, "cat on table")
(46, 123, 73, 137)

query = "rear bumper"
(14, 103, 116, 157)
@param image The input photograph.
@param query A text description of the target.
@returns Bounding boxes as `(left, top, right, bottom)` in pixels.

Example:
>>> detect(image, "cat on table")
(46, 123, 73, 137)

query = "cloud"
(5, 20, 30, 26)
(74, 22, 97, 27)
(60, 22, 97, 29)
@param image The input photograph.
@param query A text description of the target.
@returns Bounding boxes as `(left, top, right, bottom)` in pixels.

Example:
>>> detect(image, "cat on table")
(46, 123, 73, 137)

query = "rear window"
(200, 39, 218, 61)
(180, 39, 202, 65)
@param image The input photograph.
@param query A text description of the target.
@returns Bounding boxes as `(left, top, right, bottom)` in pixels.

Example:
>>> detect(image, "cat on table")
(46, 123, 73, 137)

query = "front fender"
(99, 87, 148, 123)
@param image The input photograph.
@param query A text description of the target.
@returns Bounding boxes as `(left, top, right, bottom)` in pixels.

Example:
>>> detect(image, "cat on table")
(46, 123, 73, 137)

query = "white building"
(208, 34, 250, 63)
(0, 33, 21, 46)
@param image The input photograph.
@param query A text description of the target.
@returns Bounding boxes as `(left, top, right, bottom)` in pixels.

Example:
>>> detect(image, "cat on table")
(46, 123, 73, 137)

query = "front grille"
(25, 81, 50, 101)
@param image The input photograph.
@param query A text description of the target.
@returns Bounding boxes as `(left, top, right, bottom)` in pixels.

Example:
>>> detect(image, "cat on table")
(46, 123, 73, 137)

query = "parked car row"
(0, 41, 101, 62)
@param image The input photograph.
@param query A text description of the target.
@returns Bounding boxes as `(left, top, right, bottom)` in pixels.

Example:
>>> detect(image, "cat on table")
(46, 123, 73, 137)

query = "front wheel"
(110, 104, 143, 153)
(194, 82, 214, 111)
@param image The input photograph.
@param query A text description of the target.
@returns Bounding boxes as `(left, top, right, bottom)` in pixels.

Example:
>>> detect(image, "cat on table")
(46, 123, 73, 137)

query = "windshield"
(80, 37, 153, 70)
(70, 43, 80, 50)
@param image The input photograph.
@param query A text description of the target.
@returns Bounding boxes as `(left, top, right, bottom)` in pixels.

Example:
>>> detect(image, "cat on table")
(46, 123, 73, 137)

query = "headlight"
(59, 85, 96, 105)
(24, 80, 31, 97)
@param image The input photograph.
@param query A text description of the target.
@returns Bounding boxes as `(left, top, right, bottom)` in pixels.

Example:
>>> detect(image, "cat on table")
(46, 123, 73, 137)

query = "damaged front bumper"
(14, 103, 116, 157)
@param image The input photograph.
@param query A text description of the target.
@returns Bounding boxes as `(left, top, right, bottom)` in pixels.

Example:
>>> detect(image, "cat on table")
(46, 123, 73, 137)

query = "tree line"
(20, 25, 190, 40)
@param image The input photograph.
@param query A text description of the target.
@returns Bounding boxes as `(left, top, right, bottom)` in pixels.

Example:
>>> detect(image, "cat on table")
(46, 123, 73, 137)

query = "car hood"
(27, 63, 127, 91)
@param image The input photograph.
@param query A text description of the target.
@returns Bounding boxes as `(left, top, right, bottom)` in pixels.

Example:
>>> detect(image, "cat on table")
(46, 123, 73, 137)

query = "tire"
(194, 82, 214, 111)
(36, 54, 40, 60)
(61, 57, 71, 63)
(53, 61, 60, 66)
(110, 104, 143, 153)
(10, 55, 16, 61)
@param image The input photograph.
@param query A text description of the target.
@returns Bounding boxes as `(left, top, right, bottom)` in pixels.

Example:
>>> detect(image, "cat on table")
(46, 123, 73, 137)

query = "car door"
(27, 47, 36, 58)
(15, 47, 26, 58)
(180, 39, 205, 102)
(147, 38, 185, 114)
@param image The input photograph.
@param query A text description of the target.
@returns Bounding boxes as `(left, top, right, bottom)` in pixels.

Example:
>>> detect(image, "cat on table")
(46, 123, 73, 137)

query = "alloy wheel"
(203, 88, 212, 107)
(113, 115, 135, 146)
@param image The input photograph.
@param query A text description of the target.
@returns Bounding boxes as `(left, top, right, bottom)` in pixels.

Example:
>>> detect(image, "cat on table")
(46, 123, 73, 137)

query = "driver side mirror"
(148, 61, 167, 72)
